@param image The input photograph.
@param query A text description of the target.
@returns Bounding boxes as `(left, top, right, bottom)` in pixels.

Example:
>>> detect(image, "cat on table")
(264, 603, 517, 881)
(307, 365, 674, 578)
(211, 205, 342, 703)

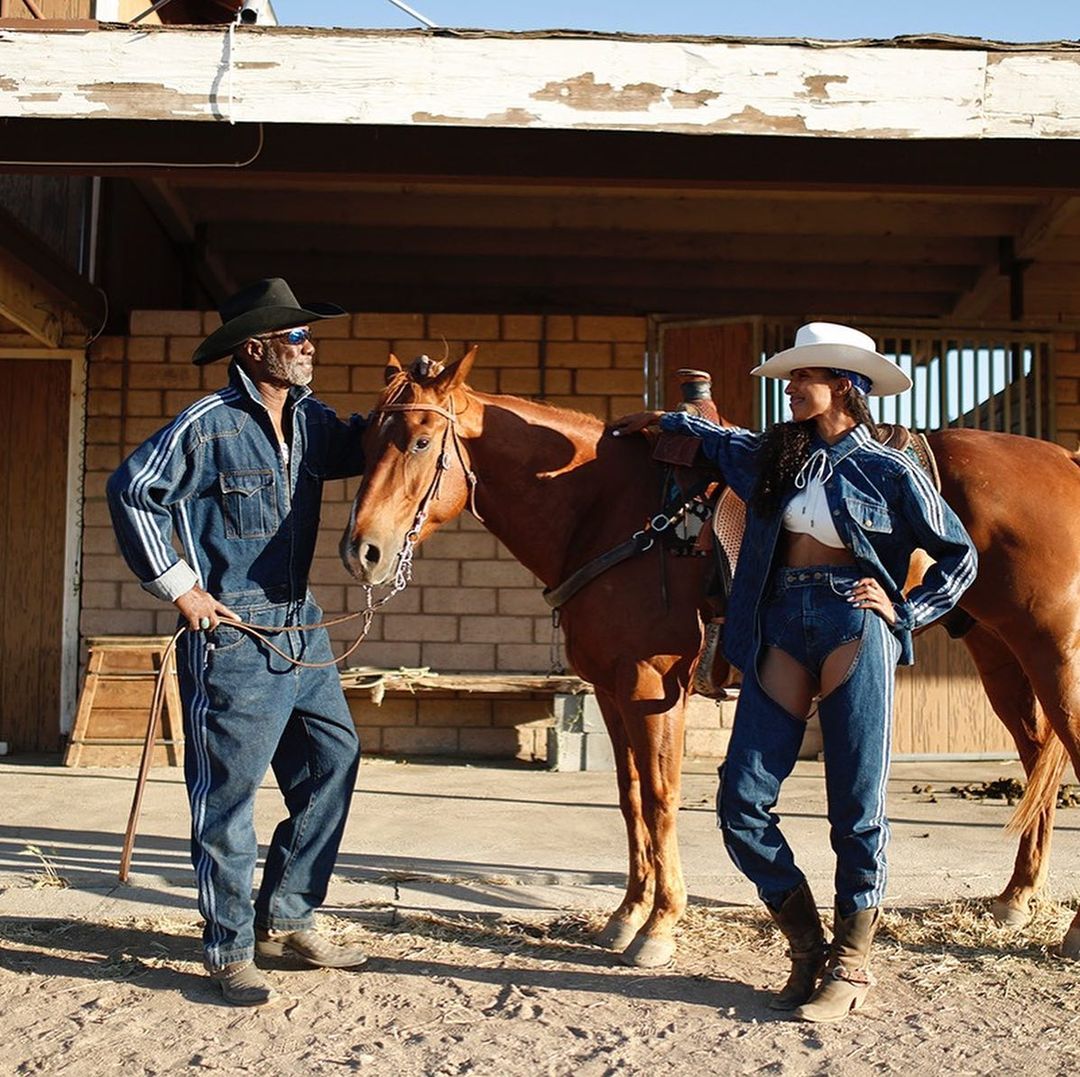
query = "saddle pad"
(877, 423, 941, 492)
(712, 486, 747, 580)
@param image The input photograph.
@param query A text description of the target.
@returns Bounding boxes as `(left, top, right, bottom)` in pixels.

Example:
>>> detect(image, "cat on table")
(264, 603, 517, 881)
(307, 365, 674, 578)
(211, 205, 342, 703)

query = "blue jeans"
(177, 593, 360, 969)
(718, 566, 900, 917)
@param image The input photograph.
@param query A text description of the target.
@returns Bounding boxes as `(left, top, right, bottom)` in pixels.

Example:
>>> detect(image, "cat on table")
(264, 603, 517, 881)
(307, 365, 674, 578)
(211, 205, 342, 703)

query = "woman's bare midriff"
(779, 530, 857, 569)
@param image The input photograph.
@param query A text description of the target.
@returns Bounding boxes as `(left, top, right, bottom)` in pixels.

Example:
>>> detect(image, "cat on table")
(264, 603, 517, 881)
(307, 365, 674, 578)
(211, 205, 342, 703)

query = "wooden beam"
(226, 251, 977, 296)
(0, 206, 102, 346)
(0, 249, 63, 345)
(134, 179, 236, 304)
(3, 27, 1080, 141)
(206, 222, 996, 268)
(183, 188, 1032, 237)
(262, 278, 955, 319)
(7, 119, 1080, 194)
(951, 196, 1080, 319)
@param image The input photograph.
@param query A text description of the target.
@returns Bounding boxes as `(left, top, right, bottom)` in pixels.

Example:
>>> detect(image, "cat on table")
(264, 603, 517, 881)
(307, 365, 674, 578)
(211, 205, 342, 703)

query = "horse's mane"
(377, 368, 606, 443)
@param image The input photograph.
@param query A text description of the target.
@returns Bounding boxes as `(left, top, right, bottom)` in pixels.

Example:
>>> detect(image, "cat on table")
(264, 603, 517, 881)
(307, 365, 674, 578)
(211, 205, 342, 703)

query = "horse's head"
(341, 347, 479, 585)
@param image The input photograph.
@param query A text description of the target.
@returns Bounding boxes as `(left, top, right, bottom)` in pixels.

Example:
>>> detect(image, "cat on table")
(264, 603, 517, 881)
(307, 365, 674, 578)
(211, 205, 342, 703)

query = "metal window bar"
(757, 324, 1055, 441)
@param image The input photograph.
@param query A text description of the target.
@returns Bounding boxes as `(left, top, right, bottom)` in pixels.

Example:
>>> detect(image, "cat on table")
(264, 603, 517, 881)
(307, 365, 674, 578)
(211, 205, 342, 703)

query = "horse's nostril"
(362, 543, 381, 565)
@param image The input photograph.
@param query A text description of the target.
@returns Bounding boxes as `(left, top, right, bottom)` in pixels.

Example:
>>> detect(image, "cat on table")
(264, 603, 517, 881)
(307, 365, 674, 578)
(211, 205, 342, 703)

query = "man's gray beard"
(265, 347, 313, 387)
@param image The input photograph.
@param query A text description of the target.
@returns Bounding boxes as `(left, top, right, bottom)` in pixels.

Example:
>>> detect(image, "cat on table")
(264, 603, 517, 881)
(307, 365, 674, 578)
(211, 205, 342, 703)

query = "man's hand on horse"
(609, 410, 665, 437)
(174, 586, 240, 632)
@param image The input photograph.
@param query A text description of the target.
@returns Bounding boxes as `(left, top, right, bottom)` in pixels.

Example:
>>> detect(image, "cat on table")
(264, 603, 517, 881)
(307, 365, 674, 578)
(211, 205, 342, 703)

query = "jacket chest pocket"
(843, 495, 894, 556)
(220, 469, 279, 539)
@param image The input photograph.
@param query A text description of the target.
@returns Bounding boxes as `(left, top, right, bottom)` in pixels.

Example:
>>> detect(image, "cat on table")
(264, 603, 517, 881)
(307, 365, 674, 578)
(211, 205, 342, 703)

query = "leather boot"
(766, 882, 828, 1011)
(794, 905, 880, 1023)
(206, 960, 277, 1006)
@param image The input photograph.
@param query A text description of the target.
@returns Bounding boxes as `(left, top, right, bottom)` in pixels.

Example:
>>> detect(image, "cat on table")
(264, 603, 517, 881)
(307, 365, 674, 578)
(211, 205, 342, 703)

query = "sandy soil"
(2, 899, 1079, 1077)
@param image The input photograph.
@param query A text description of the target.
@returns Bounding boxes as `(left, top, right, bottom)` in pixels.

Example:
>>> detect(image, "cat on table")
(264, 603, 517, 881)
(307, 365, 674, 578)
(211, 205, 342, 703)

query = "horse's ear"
(384, 353, 403, 384)
(434, 346, 478, 393)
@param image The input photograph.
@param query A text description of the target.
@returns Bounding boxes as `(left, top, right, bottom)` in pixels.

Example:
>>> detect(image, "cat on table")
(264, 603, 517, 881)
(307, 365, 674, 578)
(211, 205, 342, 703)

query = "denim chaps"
(718, 567, 900, 916)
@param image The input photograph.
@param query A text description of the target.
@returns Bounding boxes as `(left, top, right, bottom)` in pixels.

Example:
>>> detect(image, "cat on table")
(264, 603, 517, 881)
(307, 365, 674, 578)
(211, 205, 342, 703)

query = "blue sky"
(271, 1, 1078, 42)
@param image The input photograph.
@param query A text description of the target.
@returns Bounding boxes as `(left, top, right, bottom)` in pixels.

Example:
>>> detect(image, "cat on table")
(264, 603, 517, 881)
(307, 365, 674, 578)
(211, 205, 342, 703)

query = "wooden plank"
(341, 671, 590, 696)
(659, 321, 757, 427)
(951, 196, 1080, 319)
(207, 222, 997, 268)
(227, 252, 978, 296)
(185, 187, 1033, 237)
(0, 358, 68, 753)
(0, 251, 62, 345)
(4, 28, 1080, 140)
(134, 178, 236, 304)
(260, 280, 958, 319)
(893, 628, 1014, 756)
(63, 637, 184, 766)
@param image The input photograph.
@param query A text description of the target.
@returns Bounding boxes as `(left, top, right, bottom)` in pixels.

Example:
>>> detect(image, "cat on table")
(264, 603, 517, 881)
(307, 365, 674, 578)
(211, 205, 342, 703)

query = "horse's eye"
(412, 437, 431, 453)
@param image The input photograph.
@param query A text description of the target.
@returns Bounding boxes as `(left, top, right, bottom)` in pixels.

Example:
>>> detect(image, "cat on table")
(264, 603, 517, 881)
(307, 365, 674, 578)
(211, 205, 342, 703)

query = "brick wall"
(1055, 331, 1080, 450)
(80, 309, 651, 760)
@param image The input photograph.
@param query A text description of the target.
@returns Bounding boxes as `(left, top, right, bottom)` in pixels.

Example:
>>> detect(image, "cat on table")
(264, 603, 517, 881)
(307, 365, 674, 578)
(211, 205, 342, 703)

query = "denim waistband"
(769, 564, 861, 593)
(217, 585, 311, 610)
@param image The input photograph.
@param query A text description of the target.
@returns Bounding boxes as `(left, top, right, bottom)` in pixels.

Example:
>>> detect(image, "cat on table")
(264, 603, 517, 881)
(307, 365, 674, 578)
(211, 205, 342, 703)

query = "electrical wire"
(0, 121, 264, 170)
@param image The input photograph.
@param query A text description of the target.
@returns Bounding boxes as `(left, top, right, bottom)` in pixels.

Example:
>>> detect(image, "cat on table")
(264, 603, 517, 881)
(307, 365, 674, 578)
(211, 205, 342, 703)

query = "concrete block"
(547, 729, 615, 772)
(553, 694, 607, 734)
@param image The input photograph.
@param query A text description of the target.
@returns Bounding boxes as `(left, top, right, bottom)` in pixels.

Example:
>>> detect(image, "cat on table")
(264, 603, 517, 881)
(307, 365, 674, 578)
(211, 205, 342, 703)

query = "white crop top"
(782, 479, 845, 548)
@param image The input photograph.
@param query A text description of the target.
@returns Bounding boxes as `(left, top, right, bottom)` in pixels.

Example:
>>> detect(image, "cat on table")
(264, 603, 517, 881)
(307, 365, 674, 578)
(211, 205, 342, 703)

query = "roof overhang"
(1, 25, 1080, 139)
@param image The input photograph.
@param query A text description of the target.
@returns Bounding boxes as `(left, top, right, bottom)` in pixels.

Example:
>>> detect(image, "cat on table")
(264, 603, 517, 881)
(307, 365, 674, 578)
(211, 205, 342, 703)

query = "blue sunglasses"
(259, 327, 312, 346)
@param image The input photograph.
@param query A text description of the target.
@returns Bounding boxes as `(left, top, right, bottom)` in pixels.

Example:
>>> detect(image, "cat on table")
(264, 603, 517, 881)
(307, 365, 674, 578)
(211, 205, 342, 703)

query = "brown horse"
(341, 348, 1080, 965)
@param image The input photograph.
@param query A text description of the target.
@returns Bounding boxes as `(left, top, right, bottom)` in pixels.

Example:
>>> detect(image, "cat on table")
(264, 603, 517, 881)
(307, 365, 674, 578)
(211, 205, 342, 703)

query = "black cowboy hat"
(192, 277, 347, 365)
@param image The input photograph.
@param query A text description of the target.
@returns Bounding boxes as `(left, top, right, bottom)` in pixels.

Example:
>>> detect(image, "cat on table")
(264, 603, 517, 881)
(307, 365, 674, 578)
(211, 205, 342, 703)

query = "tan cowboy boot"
(766, 882, 828, 1010)
(206, 960, 277, 1006)
(794, 905, 881, 1023)
(255, 926, 368, 969)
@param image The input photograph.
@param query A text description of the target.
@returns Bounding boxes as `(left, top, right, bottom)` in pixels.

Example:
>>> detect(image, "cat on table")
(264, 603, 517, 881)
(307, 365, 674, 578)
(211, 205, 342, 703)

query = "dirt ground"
(2, 757, 1079, 1075)
(2, 898, 1079, 1076)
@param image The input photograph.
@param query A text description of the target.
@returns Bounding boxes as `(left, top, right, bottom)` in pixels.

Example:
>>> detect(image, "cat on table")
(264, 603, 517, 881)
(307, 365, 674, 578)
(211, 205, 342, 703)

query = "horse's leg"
(1005, 632, 1080, 956)
(961, 622, 1059, 927)
(593, 686, 655, 951)
(616, 664, 689, 969)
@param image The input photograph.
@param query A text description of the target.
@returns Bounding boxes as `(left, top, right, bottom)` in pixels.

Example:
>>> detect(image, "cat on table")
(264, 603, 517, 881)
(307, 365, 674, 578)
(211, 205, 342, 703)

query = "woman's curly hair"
(749, 380, 876, 518)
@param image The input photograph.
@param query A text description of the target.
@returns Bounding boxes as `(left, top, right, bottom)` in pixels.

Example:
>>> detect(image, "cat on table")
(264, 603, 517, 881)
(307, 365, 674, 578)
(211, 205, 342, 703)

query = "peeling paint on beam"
(0, 27, 1079, 139)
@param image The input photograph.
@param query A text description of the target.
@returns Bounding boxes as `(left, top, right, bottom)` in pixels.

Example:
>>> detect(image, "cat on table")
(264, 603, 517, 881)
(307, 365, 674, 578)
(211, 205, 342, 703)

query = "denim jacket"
(659, 413, 977, 669)
(107, 362, 366, 608)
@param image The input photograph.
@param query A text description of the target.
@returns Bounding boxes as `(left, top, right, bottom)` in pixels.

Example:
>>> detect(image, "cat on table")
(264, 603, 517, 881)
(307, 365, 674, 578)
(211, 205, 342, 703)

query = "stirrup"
(692, 619, 729, 699)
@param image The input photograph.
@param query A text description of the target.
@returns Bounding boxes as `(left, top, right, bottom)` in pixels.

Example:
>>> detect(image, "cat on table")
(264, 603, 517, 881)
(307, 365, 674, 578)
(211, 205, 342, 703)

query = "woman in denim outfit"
(613, 323, 976, 1022)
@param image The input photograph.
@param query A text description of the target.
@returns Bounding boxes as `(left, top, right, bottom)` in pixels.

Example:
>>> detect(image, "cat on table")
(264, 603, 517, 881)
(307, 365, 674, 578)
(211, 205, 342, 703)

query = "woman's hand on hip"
(847, 577, 897, 625)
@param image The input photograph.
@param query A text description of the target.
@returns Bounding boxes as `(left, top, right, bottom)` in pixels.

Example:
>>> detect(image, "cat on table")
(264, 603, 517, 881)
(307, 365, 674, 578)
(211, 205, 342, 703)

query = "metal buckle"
(632, 529, 655, 551)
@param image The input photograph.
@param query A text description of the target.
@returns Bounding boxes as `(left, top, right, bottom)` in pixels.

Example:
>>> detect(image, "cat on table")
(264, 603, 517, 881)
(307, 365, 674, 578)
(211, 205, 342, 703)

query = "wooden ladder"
(63, 635, 184, 767)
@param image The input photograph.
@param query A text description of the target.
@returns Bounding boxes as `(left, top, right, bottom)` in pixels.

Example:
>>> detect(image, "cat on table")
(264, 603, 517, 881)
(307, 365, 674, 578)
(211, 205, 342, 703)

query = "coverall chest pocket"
(220, 469, 279, 539)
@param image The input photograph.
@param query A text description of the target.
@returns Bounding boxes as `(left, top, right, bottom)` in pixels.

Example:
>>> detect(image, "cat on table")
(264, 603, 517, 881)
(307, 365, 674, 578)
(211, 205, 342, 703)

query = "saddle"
(651, 423, 946, 699)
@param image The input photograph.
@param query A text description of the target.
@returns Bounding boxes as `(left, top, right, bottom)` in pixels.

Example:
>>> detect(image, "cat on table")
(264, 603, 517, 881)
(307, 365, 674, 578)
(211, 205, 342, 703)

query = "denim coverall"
(659, 415, 977, 915)
(107, 362, 367, 967)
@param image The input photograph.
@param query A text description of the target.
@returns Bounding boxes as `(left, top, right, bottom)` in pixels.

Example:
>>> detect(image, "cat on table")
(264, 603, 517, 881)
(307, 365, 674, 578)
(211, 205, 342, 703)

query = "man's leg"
(253, 618, 362, 964)
(179, 625, 295, 971)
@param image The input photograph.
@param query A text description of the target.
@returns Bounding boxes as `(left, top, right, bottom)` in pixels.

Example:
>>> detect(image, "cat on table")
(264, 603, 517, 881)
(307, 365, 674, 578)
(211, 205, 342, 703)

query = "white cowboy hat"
(751, 322, 912, 396)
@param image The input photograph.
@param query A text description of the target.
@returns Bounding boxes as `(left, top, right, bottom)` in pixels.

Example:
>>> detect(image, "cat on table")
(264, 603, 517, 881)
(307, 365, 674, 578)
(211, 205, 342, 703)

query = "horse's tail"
(1006, 730, 1069, 835)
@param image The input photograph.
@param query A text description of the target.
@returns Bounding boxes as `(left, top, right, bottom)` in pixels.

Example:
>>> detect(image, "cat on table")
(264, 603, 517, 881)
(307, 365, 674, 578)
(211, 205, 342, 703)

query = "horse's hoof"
(620, 935, 675, 968)
(990, 899, 1031, 928)
(1060, 926, 1080, 959)
(595, 920, 638, 952)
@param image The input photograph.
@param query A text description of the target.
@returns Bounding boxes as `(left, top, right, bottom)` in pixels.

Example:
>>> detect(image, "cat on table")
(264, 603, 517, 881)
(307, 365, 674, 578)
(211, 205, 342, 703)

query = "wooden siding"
(0, 357, 69, 753)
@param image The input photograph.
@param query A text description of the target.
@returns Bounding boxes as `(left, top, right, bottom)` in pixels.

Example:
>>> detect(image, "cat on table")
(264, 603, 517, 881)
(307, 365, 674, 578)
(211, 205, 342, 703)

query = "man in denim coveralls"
(108, 279, 369, 1005)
